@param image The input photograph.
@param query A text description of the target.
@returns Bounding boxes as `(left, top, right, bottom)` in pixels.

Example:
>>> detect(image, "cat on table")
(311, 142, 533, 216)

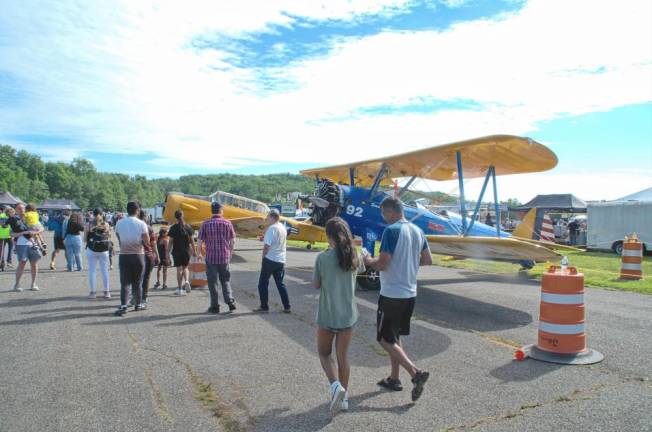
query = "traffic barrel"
(620, 234, 643, 280)
(189, 257, 208, 288)
(516, 265, 603, 365)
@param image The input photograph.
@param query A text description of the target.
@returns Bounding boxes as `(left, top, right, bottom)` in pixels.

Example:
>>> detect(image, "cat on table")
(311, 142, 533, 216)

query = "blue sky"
(0, 0, 650, 200)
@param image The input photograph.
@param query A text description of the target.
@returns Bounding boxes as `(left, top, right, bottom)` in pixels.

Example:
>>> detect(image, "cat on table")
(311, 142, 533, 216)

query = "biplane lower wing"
(426, 235, 561, 262)
(231, 216, 328, 242)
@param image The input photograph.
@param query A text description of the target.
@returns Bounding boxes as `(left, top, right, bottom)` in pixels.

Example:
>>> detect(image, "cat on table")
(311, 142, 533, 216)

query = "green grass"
(432, 250, 652, 294)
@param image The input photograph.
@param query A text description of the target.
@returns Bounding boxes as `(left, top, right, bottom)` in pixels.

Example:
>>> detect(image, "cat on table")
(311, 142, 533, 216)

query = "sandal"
(377, 377, 403, 391)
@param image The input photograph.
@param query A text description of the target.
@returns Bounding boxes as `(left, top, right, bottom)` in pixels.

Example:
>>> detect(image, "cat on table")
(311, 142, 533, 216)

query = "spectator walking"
(0, 206, 13, 271)
(363, 197, 432, 402)
(154, 226, 171, 290)
(8, 203, 43, 291)
(49, 210, 69, 270)
(313, 217, 365, 415)
(168, 210, 196, 296)
(254, 209, 291, 313)
(114, 201, 150, 316)
(85, 209, 112, 299)
(139, 210, 159, 305)
(64, 212, 85, 271)
(197, 202, 236, 314)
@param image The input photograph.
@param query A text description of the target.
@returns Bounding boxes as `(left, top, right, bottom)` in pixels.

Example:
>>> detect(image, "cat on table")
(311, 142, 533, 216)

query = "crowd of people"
(1, 196, 432, 414)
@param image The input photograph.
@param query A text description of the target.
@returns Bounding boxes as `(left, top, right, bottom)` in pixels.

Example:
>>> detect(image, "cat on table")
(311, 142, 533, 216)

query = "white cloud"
(0, 0, 650, 201)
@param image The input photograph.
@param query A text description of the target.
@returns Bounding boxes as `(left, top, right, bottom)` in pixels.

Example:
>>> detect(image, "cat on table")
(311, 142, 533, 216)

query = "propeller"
(299, 195, 330, 208)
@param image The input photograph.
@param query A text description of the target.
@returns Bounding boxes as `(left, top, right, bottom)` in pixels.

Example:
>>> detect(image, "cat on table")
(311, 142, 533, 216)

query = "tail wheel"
(357, 268, 381, 291)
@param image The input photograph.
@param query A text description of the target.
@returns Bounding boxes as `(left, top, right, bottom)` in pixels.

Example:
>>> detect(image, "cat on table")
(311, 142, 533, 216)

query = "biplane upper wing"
(300, 135, 557, 185)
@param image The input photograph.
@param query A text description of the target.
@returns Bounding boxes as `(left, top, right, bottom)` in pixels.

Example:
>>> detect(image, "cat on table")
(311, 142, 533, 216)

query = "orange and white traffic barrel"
(515, 266, 603, 365)
(620, 234, 643, 280)
(189, 257, 208, 288)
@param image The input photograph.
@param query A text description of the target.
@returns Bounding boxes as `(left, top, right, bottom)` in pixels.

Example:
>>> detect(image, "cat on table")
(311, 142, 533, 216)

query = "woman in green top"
(313, 217, 364, 415)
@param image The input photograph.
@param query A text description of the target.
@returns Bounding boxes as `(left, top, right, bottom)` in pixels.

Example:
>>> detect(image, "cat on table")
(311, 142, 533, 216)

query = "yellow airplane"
(163, 190, 327, 247)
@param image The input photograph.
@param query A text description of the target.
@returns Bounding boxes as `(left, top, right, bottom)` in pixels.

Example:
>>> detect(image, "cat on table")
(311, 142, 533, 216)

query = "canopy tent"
(37, 199, 80, 211)
(615, 186, 652, 202)
(510, 194, 587, 213)
(0, 191, 24, 206)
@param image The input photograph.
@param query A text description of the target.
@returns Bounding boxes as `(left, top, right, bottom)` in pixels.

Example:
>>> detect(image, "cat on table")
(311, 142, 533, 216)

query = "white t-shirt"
(264, 222, 287, 263)
(115, 216, 148, 255)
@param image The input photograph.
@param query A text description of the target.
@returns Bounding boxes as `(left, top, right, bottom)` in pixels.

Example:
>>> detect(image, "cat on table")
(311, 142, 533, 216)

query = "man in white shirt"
(254, 209, 291, 313)
(114, 201, 150, 316)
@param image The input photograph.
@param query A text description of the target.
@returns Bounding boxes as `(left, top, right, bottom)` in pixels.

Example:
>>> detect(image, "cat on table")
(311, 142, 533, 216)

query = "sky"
(0, 0, 650, 202)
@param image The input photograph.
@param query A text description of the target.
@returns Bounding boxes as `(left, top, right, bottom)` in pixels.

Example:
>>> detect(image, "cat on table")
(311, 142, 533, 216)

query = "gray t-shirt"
(115, 216, 148, 255)
(313, 248, 365, 329)
(379, 220, 429, 299)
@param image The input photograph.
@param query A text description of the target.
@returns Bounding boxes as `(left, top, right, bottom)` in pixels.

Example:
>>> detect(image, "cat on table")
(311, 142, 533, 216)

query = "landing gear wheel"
(306, 244, 312, 250)
(358, 268, 381, 291)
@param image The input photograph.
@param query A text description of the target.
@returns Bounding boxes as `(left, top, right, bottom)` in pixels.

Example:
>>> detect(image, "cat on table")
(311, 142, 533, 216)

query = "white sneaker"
(180, 289, 187, 296)
(103, 291, 111, 299)
(174, 288, 184, 296)
(341, 397, 349, 411)
(329, 381, 346, 416)
(30, 285, 39, 291)
(88, 292, 96, 299)
(13, 284, 22, 292)
(185, 282, 191, 293)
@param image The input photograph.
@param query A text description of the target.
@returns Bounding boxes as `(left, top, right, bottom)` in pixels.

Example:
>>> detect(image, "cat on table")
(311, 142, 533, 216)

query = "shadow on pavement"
(0, 296, 87, 308)
(254, 390, 414, 432)
(490, 359, 562, 383)
(410, 287, 533, 332)
(230, 268, 452, 369)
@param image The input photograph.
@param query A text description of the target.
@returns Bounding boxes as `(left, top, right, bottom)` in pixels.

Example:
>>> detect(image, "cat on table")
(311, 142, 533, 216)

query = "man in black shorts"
(363, 197, 432, 402)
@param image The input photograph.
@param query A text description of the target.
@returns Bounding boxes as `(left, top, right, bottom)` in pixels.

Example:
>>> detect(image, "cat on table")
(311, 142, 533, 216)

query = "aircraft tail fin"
(512, 208, 551, 241)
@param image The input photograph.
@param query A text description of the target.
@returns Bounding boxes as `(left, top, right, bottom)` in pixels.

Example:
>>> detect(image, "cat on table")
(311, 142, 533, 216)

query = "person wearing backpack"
(64, 212, 85, 271)
(85, 209, 112, 299)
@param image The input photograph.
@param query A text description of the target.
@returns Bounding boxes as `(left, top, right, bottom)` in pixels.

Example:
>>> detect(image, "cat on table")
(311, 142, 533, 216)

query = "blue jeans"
(64, 235, 83, 271)
(257, 257, 290, 310)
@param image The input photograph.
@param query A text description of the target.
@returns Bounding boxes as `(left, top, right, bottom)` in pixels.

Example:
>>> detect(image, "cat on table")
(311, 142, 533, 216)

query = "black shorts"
(54, 237, 65, 250)
(376, 295, 416, 344)
(172, 251, 190, 267)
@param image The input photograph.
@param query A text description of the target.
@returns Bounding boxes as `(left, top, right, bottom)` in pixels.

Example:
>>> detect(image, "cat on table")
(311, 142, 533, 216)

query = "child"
(24, 204, 47, 253)
(154, 225, 171, 290)
(313, 217, 365, 415)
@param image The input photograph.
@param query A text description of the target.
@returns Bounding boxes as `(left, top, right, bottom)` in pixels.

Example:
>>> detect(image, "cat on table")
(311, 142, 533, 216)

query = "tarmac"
(0, 234, 651, 432)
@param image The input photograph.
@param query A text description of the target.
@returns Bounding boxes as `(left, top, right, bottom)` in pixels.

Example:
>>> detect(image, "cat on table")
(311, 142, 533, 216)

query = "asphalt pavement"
(0, 235, 650, 432)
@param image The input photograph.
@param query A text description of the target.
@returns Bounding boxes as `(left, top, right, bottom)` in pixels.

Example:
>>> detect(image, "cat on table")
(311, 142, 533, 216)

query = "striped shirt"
(198, 215, 235, 265)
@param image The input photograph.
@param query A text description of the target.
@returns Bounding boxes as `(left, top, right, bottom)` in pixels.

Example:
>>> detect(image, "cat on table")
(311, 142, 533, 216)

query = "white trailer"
(142, 204, 165, 224)
(587, 201, 651, 254)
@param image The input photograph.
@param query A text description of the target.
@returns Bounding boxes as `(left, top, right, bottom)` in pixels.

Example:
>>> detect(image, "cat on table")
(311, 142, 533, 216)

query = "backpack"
(88, 228, 110, 252)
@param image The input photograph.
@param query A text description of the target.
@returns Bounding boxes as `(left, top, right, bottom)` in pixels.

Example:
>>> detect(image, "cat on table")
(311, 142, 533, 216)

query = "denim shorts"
(15, 245, 42, 263)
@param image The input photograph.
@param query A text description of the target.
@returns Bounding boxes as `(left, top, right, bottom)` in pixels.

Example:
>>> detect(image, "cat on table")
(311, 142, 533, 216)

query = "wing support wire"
(368, 163, 387, 199)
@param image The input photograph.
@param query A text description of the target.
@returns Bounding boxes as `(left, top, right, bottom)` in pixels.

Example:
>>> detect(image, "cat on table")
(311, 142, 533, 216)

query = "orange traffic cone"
(515, 265, 603, 365)
(620, 234, 643, 280)
(189, 257, 208, 288)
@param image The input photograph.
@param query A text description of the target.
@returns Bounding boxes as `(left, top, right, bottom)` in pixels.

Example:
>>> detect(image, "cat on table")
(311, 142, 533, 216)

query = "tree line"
(0, 145, 314, 210)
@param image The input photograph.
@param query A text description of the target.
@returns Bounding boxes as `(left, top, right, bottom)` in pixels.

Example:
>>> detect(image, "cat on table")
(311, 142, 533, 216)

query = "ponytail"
(325, 217, 359, 272)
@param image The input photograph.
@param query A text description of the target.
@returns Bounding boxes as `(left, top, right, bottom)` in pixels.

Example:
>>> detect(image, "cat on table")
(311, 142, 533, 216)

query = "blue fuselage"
(337, 186, 509, 254)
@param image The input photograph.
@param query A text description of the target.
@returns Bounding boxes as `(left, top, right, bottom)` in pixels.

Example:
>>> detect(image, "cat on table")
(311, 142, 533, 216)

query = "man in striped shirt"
(197, 202, 236, 314)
